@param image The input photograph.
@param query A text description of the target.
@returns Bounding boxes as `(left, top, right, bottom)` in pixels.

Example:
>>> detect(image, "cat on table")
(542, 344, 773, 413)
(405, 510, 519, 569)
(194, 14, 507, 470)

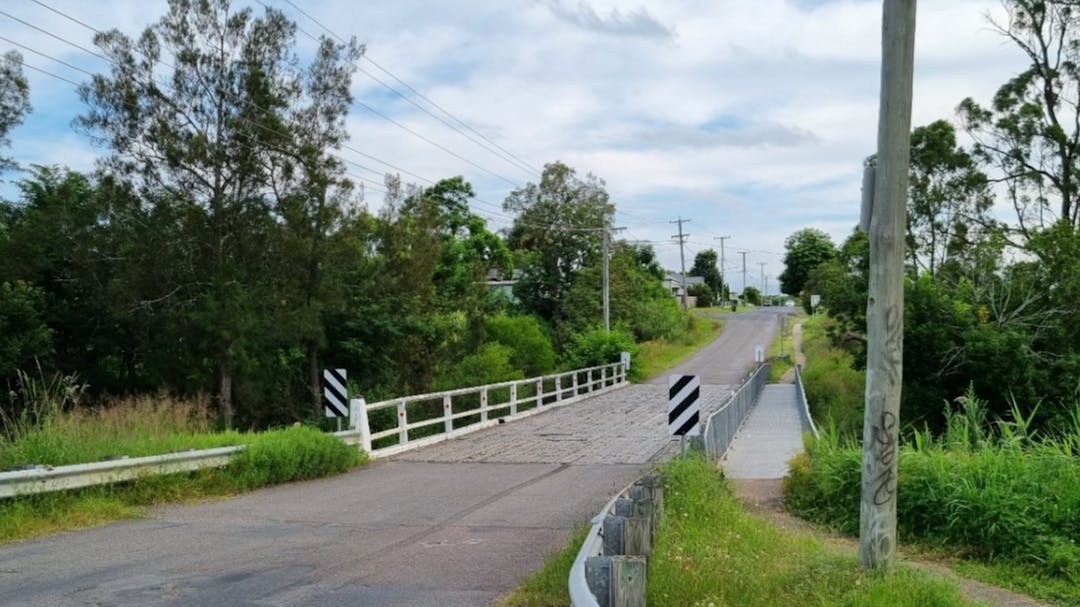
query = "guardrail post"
(443, 394, 453, 433)
(480, 387, 489, 422)
(611, 556, 646, 607)
(585, 556, 613, 607)
(588, 369, 594, 392)
(351, 398, 372, 454)
(602, 366, 608, 388)
(572, 372, 579, 396)
(510, 383, 518, 415)
(397, 401, 408, 445)
(555, 376, 563, 402)
(536, 379, 543, 406)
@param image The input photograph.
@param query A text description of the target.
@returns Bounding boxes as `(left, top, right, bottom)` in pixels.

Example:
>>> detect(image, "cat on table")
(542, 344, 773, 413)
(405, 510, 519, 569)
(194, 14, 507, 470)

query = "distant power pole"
(671, 217, 691, 309)
(738, 251, 749, 301)
(860, 0, 916, 572)
(759, 262, 767, 295)
(715, 235, 731, 299)
(603, 225, 626, 331)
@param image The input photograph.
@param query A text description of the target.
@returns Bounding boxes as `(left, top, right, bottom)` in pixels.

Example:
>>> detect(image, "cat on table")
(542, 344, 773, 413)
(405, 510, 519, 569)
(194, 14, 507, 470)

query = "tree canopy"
(778, 228, 837, 296)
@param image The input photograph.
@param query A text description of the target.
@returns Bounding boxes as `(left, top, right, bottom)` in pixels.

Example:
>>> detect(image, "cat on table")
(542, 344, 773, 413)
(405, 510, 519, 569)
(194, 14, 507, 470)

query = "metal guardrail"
(701, 362, 770, 461)
(0, 363, 628, 498)
(0, 446, 242, 499)
(793, 364, 819, 438)
(357, 362, 628, 458)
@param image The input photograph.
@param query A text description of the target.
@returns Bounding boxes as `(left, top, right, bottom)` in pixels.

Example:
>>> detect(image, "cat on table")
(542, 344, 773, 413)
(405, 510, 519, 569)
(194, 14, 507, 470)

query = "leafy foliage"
(690, 249, 724, 297)
(0, 51, 30, 176)
(779, 228, 837, 296)
(563, 328, 637, 370)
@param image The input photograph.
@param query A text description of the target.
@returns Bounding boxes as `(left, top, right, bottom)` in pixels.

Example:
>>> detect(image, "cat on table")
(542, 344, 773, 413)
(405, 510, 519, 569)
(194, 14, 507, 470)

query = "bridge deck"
(722, 384, 806, 479)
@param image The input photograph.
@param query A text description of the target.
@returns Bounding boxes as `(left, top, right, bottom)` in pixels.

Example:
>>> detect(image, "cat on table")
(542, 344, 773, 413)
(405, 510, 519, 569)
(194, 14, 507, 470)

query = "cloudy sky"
(1, 0, 1028, 294)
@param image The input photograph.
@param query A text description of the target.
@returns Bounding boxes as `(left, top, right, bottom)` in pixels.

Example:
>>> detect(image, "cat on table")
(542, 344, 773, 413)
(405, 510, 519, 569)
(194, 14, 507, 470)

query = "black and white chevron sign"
(322, 368, 348, 418)
(668, 374, 700, 436)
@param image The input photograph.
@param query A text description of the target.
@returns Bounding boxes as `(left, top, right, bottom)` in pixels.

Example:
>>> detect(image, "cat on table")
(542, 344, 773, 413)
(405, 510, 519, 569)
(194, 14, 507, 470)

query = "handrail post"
(397, 400, 408, 445)
(572, 372, 579, 397)
(510, 383, 518, 415)
(351, 398, 372, 454)
(602, 366, 608, 388)
(443, 394, 453, 434)
(536, 379, 543, 406)
(481, 387, 489, 422)
(556, 376, 563, 402)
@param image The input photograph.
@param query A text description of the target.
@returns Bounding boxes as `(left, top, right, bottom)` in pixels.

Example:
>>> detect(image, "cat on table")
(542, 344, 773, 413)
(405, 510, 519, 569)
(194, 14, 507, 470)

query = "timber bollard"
(585, 476, 663, 605)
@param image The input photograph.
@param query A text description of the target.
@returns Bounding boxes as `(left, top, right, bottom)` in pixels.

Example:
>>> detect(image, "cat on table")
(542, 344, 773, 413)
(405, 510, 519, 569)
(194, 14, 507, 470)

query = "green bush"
(437, 342, 525, 390)
(229, 425, 362, 488)
(484, 314, 555, 377)
(687, 283, 715, 307)
(800, 316, 865, 436)
(563, 328, 638, 369)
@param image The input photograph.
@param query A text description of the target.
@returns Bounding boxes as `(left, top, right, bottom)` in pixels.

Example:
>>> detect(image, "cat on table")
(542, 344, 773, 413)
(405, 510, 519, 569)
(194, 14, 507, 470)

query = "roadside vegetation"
(786, 390, 1080, 606)
(649, 456, 978, 606)
(634, 315, 723, 381)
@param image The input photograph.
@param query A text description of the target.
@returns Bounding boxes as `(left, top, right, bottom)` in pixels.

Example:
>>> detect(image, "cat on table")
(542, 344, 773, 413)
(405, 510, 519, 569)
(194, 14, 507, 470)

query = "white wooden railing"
(353, 361, 629, 458)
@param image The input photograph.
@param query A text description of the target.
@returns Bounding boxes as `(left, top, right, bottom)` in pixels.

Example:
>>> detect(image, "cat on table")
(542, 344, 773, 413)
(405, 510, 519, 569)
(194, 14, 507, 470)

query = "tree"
(0, 281, 52, 380)
(907, 120, 995, 275)
(742, 286, 762, 306)
(0, 51, 31, 178)
(504, 161, 614, 324)
(778, 228, 837, 296)
(958, 0, 1080, 235)
(687, 282, 715, 307)
(690, 249, 724, 297)
(78, 0, 356, 425)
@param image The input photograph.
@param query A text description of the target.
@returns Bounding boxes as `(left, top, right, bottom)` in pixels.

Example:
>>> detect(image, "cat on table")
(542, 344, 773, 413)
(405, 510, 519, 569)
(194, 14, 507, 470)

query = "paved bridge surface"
(0, 310, 789, 607)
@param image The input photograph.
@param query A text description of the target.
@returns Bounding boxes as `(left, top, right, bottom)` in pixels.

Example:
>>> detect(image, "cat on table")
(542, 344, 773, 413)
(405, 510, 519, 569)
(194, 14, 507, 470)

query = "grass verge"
(636, 315, 723, 381)
(649, 455, 979, 606)
(800, 314, 865, 436)
(0, 425, 365, 544)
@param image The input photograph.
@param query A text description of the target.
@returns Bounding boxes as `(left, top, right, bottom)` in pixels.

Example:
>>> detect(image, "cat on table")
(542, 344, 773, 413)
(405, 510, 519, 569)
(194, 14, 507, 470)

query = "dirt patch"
(729, 478, 1050, 607)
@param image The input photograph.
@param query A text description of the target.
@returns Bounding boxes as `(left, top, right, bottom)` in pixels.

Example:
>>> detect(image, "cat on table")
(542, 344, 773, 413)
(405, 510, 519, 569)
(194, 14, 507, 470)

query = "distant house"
(483, 268, 523, 303)
(664, 272, 705, 297)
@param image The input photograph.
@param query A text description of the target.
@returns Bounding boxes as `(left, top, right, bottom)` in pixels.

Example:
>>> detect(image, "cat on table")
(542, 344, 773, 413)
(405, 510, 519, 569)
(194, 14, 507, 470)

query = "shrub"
(687, 283, 714, 307)
(484, 314, 556, 377)
(437, 342, 525, 390)
(229, 425, 362, 488)
(563, 328, 638, 370)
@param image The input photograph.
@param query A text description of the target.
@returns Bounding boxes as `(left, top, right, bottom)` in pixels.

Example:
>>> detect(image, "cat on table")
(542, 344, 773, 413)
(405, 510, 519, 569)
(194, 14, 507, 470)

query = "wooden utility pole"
(671, 218, 691, 309)
(603, 225, 626, 331)
(738, 251, 748, 302)
(860, 0, 916, 571)
(715, 235, 730, 300)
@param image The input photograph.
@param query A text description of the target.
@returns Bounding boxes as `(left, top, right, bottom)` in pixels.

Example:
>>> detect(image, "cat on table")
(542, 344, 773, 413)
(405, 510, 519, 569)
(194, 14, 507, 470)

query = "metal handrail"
(793, 365, 819, 438)
(700, 362, 770, 461)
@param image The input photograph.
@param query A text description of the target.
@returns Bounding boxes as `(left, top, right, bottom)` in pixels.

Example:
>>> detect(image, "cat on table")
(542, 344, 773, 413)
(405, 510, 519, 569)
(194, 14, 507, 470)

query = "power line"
(264, 0, 534, 185)
(276, 0, 542, 178)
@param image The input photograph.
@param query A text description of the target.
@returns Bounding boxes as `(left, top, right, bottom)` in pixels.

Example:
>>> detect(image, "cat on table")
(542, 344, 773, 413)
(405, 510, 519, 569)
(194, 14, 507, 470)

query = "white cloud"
(1, 0, 1035, 289)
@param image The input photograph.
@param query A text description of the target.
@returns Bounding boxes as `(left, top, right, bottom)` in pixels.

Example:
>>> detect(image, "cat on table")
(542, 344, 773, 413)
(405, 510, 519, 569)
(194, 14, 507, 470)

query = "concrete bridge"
(0, 309, 808, 607)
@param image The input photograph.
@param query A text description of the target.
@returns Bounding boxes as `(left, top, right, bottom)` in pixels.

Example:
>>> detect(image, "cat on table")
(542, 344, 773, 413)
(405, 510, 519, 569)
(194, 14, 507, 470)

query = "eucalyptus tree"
(0, 51, 30, 178)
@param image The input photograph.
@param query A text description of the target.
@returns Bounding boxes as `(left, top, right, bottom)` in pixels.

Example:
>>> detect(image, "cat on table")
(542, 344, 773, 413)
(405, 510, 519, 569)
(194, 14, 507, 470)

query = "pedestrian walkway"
(721, 384, 806, 479)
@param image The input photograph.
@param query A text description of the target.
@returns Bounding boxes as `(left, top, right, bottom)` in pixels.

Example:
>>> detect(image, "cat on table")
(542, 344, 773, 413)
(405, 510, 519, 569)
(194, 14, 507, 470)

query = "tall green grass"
(800, 315, 865, 436)
(785, 389, 1080, 603)
(648, 455, 978, 606)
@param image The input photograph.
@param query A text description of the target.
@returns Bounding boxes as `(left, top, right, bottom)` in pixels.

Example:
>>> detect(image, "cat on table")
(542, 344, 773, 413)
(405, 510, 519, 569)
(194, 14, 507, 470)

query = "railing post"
(536, 379, 543, 406)
(481, 387, 489, 422)
(572, 372, 579, 397)
(555, 376, 563, 402)
(397, 400, 408, 445)
(510, 383, 518, 415)
(588, 369, 594, 392)
(351, 398, 372, 454)
(602, 366, 608, 388)
(443, 394, 453, 434)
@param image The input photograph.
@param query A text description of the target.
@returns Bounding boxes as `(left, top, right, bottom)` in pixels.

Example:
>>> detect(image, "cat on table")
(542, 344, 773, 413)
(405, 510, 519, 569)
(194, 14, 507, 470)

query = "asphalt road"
(0, 309, 786, 607)
(648, 307, 791, 385)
